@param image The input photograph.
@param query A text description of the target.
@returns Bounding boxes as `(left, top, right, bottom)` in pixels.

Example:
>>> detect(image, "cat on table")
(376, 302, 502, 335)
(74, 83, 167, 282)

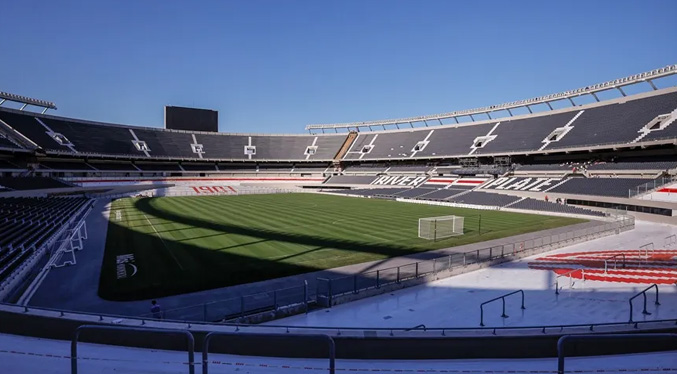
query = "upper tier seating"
(543, 92, 677, 149)
(475, 111, 578, 154)
(0, 108, 346, 161)
(347, 91, 677, 160)
(0, 177, 73, 191)
(1, 90, 675, 162)
(548, 178, 653, 198)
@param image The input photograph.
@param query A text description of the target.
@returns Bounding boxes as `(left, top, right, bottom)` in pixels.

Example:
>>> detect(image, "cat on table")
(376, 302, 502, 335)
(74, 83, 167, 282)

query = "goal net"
(418, 215, 464, 240)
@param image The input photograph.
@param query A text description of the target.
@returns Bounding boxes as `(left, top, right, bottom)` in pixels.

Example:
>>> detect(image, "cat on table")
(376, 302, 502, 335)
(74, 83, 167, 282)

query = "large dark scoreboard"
(164, 106, 218, 132)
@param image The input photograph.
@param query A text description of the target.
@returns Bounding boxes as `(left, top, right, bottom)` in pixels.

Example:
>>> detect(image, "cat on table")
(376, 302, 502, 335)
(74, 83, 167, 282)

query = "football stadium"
(1, 2, 677, 373)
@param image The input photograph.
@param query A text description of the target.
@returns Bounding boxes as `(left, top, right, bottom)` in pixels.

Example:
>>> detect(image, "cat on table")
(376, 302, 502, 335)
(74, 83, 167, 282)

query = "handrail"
(629, 284, 660, 323)
(665, 234, 676, 248)
(202, 331, 335, 374)
(480, 290, 525, 326)
(554, 269, 585, 295)
(71, 324, 195, 374)
(557, 333, 677, 374)
(603, 253, 625, 274)
(405, 324, 427, 331)
(4, 301, 676, 334)
(639, 242, 654, 259)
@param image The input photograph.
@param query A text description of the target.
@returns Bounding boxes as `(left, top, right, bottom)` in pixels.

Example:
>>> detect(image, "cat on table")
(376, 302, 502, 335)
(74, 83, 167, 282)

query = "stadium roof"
(0, 91, 57, 113)
(306, 64, 677, 132)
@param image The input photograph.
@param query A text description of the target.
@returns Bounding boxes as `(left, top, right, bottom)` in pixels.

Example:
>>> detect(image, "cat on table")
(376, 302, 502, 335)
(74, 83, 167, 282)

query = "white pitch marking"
(142, 213, 184, 271)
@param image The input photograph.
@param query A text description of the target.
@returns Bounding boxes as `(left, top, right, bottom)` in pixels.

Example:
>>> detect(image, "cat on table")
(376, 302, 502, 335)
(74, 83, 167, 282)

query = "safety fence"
(316, 216, 634, 307)
(628, 175, 676, 198)
(141, 282, 309, 323)
(131, 215, 633, 322)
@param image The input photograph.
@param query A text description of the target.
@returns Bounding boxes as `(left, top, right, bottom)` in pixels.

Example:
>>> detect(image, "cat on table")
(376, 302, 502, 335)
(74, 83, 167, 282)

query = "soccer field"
(100, 193, 585, 300)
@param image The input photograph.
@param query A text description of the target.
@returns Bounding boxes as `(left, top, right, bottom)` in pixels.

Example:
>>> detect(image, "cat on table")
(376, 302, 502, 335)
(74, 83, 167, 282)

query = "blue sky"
(2, 0, 676, 133)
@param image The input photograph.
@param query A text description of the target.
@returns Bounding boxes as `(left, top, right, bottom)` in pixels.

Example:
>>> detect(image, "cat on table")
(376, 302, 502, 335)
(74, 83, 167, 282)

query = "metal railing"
(665, 234, 676, 248)
(141, 215, 633, 321)
(554, 269, 585, 295)
(4, 301, 677, 338)
(142, 281, 309, 323)
(628, 284, 660, 323)
(202, 332, 335, 374)
(557, 333, 677, 374)
(71, 324, 195, 374)
(639, 242, 654, 259)
(603, 253, 625, 273)
(628, 175, 676, 198)
(480, 290, 525, 327)
(317, 216, 634, 308)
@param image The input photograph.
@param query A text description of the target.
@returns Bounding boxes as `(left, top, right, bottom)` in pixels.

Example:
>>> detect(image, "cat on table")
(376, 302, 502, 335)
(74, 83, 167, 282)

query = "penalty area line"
(142, 213, 184, 271)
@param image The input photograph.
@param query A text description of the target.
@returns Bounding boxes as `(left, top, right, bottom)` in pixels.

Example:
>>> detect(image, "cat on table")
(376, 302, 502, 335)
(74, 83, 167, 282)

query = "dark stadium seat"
(0, 177, 73, 190)
(509, 198, 606, 217)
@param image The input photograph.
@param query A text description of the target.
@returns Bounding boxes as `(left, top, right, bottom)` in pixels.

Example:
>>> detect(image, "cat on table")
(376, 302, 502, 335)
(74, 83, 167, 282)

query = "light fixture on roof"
(0, 91, 57, 113)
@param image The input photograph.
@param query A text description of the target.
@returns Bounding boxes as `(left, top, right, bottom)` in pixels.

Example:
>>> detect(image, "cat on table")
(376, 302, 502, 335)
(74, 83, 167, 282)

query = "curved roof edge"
(306, 64, 677, 131)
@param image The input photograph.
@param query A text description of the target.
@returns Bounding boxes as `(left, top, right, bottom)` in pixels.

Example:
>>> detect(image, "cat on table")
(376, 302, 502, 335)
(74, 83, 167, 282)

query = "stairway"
(333, 131, 358, 161)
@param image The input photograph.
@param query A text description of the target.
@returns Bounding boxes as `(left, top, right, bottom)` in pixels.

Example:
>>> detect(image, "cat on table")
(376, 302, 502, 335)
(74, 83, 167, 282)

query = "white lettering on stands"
(371, 175, 428, 187)
(480, 177, 561, 192)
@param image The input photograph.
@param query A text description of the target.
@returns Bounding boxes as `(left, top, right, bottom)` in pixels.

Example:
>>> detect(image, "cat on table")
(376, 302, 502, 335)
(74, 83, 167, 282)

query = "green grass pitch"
(99, 193, 585, 300)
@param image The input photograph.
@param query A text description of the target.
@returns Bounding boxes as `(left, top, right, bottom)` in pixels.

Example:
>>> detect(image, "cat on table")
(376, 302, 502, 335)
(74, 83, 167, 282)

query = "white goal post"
(418, 215, 464, 240)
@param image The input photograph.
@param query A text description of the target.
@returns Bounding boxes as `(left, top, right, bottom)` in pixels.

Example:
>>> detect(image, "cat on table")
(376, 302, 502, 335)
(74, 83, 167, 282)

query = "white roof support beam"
(305, 64, 677, 131)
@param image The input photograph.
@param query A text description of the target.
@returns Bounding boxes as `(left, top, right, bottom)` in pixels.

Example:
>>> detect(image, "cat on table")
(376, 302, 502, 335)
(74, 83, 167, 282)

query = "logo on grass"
(528, 250, 677, 285)
(116, 254, 138, 279)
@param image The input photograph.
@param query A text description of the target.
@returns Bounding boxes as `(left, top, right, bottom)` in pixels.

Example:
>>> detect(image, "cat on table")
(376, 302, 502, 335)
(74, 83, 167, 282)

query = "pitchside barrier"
(133, 215, 633, 323)
(316, 215, 634, 308)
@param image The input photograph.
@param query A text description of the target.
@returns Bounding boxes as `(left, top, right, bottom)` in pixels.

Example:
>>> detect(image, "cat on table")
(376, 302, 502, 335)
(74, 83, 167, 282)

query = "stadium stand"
(38, 160, 95, 171)
(0, 197, 90, 281)
(134, 162, 183, 172)
(324, 175, 377, 184)
(543, 92, 677, 149)
(87, 161, 139, 171)
(0, 177, 73, 191)
(0, 134, 21, 149)
(585, 161, 677, 171)
(448, 191, 522, 206)
(0, 159, 22, 170)
(387, 165, 431, 173)
(340, 188, 406, 197)
(342, 163, 389, 173)
(548, 177, 656, 198)
(509, 198, 606, 217)
(0, 108, 348, 161)
(414, 188, 465, 200)
(514, 164, 575, 171)
(179, 162, 217, 172)
(475, 111, 578, 154)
